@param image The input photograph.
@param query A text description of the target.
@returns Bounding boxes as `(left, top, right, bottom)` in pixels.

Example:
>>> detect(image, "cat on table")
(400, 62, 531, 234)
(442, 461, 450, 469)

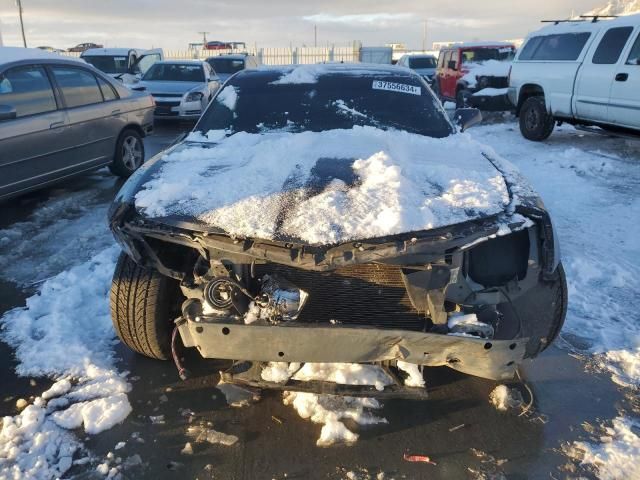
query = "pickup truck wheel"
(519, 96, 555, 141)
(110, 252, 182, 360)
(109, 129, 145, 178)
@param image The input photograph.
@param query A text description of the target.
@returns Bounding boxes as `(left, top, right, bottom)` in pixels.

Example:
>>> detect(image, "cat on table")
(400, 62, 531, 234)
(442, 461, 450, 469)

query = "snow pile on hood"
(0, 247, 131, 479)
(135, 127, 510, 244)
(461, 60, 511, 88)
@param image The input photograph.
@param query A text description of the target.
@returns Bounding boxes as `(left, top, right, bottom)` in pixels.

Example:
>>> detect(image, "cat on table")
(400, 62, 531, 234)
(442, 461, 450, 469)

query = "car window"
(437, 52, 445, 69)
(520, 33, 591, 61)
(51, 67, 103, 108)
(83, 55, 129, 74)
(209, 58, 246, 74)
(625, 32, 640, 65)
(198, 73, 454, 139)
(142, 63, 205, 82)
(136, 54, 161, 75)
(97, 76, 118, 101)
(461, 47, 515, 64)
(409, 57, 436, 69)
(593, 27, 634, 64)
(0, 66, 57, 118)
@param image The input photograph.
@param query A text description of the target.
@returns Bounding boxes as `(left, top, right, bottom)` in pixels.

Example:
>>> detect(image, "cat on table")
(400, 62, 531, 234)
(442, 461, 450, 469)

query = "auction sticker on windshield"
(372, 80, 421, 96)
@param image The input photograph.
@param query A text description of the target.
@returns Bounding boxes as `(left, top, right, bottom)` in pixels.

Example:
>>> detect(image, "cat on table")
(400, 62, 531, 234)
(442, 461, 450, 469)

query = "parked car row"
(397, 14, 640, 141)
(0, 47, 154, 200)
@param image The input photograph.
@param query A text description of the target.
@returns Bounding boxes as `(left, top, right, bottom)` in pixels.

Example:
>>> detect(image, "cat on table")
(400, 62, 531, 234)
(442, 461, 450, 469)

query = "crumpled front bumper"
(178, 319, 528, 381)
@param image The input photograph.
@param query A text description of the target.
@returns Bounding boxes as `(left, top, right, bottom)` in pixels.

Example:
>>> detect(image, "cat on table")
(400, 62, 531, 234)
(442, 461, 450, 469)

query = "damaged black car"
(108, 64, 567, 394)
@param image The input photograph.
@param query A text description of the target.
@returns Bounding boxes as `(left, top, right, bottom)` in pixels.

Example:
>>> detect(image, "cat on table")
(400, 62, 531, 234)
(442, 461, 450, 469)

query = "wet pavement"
(0, 120, 630, 480)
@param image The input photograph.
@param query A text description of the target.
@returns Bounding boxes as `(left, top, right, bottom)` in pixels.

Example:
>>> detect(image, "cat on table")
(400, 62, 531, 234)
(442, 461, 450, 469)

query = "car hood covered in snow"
(122, 127, 512, 246)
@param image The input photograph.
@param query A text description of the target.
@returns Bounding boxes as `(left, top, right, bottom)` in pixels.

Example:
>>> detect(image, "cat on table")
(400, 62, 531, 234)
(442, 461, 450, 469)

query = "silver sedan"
(133, 61, 220, 120)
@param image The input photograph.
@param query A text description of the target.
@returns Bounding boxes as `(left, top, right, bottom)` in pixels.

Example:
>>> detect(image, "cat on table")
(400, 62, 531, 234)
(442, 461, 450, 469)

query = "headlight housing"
(185, 91, 204, 102)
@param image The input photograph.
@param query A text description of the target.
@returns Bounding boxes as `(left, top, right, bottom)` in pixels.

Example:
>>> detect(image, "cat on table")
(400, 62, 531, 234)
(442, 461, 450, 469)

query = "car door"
(0, 64, 76, 199)
(49, 65, 117, 170)
(608, 28, 640, 129)
(574, 26, 634, 123)
(205, 63, 220, 99)
(442, 51, 457, 99)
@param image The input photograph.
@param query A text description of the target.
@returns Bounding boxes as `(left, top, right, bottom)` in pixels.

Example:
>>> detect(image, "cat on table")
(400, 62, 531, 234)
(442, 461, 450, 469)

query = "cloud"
(303, 13, 414, 26)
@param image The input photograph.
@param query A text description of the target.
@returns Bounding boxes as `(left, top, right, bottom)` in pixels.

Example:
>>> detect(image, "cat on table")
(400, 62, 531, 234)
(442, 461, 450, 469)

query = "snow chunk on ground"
(51, 392, 132, 434)
(292, 363, 393, 392)
(283, 392, 386, 447)
(488, 385, 523, 412)
(135, 127, 510, 245)
(187, 425, 239, 446)
(396, 361, 425, 388)
(261, 362, 301, 383)
(0, 246, 132, 477)
(569, 417, 640, 480)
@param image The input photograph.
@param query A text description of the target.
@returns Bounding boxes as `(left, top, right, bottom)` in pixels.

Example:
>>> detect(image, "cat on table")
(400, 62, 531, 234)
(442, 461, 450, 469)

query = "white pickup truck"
(508, 14, 640, 141)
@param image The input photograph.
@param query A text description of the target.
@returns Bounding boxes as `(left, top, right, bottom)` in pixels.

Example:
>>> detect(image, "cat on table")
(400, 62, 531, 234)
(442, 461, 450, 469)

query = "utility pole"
(314, 24, 317, 47)
(0, 17, 4, 47)
(17, 0, 27, 47)
(198, 31, 209, 44)
(422, 20, 427, 52)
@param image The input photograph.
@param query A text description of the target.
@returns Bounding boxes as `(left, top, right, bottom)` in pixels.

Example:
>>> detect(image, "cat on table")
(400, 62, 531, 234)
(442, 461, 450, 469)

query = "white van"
(81, 48, 163, 85)
(508, 14, 640, 140)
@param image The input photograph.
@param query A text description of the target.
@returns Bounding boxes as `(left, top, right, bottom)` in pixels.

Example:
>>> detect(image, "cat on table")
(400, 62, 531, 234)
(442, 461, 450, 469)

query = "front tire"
(110, 252, 182, 360)
(110, 129, 145, 178)
(519, 96, 555, 141)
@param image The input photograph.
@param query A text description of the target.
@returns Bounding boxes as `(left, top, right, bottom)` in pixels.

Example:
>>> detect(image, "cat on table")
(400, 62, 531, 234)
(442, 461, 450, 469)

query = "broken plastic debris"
(187, 425, 239, 446)
(449, 423, 466, 432)
(149, 415, 166, 424)
(216, 380, 261, 407)
(403, 453, 437, 465)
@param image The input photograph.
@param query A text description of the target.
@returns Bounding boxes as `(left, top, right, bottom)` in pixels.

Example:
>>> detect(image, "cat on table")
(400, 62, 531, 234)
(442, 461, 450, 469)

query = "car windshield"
(209, 58, 245, 74)
(196, 70, 453, 138)
(461, 47, 515, 64)
(409, 57, 436, 69)
(142, 64, 204, 82)
(82, 55, 129, 74)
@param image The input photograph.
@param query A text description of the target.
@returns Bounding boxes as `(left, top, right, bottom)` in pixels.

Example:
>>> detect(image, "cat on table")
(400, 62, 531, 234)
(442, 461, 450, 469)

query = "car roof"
(0, 46, 85, 67)
(153, 60, 204, 65)
(402, 54, 436, 59)
(442, 41, 515, 50)
(235, 62, 420, 84)
(207, 54, 249, 60)
(533, 12, 640, 35)
(82, 48, 142, 56)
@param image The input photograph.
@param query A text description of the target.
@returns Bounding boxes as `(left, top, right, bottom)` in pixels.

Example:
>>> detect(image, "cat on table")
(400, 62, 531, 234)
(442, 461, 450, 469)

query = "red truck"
(434, 42, 516, 110)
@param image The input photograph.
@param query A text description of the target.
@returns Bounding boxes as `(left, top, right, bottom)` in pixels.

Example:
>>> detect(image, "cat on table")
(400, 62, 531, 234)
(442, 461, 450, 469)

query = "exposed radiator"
(254, 263, 427, 331)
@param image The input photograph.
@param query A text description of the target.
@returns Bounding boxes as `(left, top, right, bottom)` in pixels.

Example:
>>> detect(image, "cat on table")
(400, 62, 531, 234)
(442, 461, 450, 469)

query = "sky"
(0, 0, 611, 51)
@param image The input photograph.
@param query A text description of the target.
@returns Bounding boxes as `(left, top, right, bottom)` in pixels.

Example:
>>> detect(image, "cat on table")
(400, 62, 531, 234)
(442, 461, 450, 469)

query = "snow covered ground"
(468, 121, 640, 479)
(0, 119, 638, 479)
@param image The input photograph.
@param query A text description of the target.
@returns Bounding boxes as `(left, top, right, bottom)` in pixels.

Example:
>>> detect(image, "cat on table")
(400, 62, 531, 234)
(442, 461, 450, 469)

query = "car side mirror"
(211, 75, 221, 82)
(454, 108, 482, 131)
(0, 105, 17, 121)
(448, 60, 457, 70)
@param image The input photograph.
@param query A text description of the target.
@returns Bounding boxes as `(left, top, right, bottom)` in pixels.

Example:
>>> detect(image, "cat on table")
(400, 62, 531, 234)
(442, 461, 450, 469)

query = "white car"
(81, 48, 163, 85)
(509, 13, 640, 141)
(396, 54, 437, 84)
(132, 60, 221, 120)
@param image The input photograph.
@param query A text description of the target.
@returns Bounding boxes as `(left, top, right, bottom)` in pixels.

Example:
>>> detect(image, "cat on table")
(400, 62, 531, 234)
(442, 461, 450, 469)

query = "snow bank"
(135, 127, 510, 245)
(461, 60, 511, 88)
(568, 417, 640, 480)
(0, 246, 132, 478)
